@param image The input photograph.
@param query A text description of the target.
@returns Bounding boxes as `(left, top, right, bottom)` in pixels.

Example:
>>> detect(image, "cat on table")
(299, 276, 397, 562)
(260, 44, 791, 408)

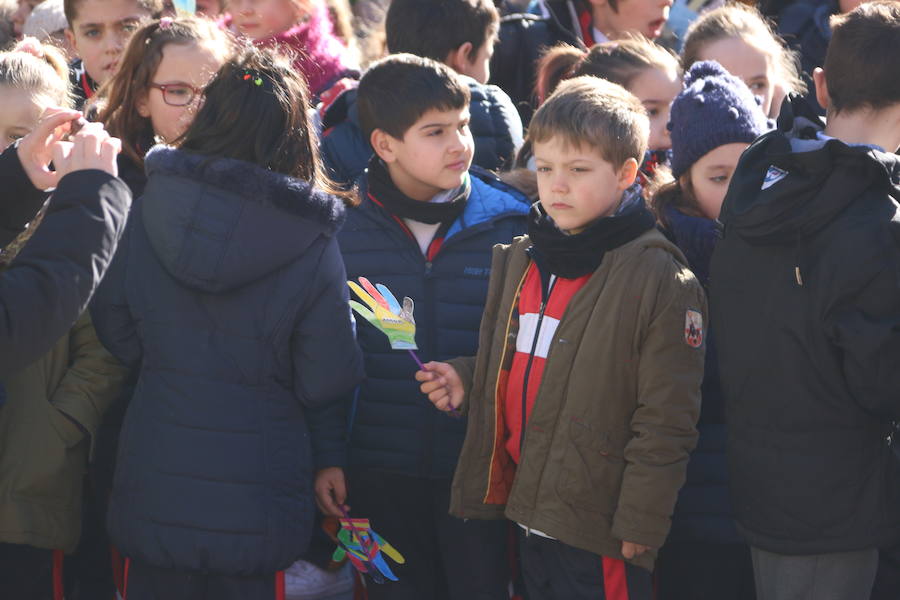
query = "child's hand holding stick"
(416, 361, 464, 413)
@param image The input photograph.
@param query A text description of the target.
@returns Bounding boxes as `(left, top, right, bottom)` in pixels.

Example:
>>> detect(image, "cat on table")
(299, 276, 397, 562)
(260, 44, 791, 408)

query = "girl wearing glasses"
(94, 17, 235, 199)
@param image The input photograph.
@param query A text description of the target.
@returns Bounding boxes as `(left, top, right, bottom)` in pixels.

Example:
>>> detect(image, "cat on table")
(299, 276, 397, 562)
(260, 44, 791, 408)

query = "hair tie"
(159, 16, 174, 29)
(241, 69, 264, 87)
(16, 37, 45, 59)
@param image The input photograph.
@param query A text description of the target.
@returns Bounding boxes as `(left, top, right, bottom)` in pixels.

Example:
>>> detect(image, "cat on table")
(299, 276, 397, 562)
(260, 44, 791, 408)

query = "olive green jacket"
(448, 231, 706, 571)
(0, 313, 127, 552)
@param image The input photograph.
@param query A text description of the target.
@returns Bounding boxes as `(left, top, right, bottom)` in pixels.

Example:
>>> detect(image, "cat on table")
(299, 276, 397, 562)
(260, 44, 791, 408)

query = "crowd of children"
(1, 0, 899, 599)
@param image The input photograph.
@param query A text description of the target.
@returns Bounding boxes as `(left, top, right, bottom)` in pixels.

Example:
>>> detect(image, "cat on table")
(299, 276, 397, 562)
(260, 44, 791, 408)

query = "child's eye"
(710, 175, 729, 183)
(750, 81, 767, 92)
(571, 167, 589, 173)
(122, 22, 138, 32)
(647, 108, 660, 117)
(536, 166, 551, 173)
(84, 28, 100, 37)
(168, 86, 191, 96)
(428, 129, 443, 137)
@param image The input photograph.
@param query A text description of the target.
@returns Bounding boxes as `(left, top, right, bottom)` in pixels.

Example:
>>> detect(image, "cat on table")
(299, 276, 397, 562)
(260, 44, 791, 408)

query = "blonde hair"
(529, 76, 648, 169)
(682, 3, 805, 96)
(536, 36, 679, 104)
(0, 37, 72, 108)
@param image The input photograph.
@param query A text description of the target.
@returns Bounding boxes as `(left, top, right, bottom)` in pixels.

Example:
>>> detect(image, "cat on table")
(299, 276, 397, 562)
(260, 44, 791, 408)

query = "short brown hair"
(825, 1, 900, 114)
(528, 76, 648, 169)
(357, 53, 470, 143)
(64, 0, 162, 26)
(385, 0, 498, 65)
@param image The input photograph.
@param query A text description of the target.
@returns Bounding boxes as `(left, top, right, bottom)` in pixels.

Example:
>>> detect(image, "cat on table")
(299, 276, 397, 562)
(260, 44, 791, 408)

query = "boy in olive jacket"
(417, 77, 706, 599)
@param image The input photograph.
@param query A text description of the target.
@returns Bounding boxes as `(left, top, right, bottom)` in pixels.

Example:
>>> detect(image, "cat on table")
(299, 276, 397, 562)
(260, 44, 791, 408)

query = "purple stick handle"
(408, 349, 426, 370)
(411, 350, 462, 418)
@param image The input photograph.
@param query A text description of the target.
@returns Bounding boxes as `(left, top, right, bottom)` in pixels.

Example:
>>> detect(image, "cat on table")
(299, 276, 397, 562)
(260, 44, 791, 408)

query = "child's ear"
(813, 68, 830, 111)
(370, 128, 398, 163)
(136, 92, 151, 119)
(617, 157, 639, 191)
(445, 42, 474, 76)
(64, 28, 79, 55)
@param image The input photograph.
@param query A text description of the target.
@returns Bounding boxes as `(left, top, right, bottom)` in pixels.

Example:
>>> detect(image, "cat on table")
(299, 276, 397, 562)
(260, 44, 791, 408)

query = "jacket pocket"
(556, 419, 626, 515)
(11, 402, 87, 507)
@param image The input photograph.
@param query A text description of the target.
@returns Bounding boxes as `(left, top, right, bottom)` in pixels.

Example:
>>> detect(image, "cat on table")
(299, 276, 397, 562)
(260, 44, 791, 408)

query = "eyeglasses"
(149, 82, 204, 107)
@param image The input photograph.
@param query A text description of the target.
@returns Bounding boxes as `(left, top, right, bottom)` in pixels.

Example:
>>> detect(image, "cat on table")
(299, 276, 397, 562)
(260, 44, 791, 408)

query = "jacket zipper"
(482, 265, 529, 503)
(518, 275, 556, 458)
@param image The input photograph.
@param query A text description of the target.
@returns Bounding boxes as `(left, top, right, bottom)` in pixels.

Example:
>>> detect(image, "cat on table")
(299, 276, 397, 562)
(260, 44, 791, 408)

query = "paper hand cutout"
(332, 517, 405, 583)
(172, 0, 196, 13)
(348, 278, 417, 351)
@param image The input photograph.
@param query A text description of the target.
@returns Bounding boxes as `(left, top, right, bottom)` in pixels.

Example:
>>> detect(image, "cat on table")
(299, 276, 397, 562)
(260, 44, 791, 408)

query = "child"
(94, 16, 234, 194)
(708, 3, 900, 598)
(650, 60, 768, 600)
(681, 3, 805, 118)
(229, 0, 356, 100)
(63, 0, 162, 108)
(313, 54, 529, 600)
(319, 0, 523, 186)
(0, 38, 129, 600)
(540, 0, 674, 46)
(90, 46, 364, 599)
(0, 38, 70, 149)
(416, 75, 706, 599)
(23, 0, 76, 58)
(535, 38, 681, 183)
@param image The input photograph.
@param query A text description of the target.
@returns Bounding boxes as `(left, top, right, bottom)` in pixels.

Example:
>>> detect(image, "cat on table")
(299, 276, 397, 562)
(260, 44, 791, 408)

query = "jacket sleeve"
(297, 237, 365, 469)
(612, 258, 706, 550)
(0, 169, 130, 376)
(0, 144, 49, 247)
(50, 312, 130, 454)
(293, 236, 365, 407)
(90, 215, 142, 368)
(826, 220, 900, 420)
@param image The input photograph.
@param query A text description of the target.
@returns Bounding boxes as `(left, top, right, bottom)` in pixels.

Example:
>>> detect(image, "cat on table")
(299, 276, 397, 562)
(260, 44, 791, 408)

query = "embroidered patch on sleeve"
(684, 309, 704, 348)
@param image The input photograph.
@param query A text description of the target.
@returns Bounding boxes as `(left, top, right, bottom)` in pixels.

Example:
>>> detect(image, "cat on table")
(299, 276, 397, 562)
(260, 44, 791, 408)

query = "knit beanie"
(23, 0, 67, 39)
(668, 60, 769, 178)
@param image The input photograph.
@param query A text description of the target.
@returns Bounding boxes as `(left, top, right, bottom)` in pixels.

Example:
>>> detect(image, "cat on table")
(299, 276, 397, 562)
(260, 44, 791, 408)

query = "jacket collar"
(144, 145, 345, 235)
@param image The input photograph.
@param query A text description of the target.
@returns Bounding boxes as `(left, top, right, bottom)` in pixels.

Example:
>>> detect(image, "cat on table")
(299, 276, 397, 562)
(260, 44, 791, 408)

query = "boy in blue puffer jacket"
(314, 54, 529, 600)
(319, 0, 523, 187)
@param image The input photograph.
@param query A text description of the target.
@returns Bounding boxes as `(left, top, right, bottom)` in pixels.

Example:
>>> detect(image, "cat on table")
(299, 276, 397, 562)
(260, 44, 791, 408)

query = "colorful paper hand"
(348, 278, 418, 351)
(331, 516, 405, 583)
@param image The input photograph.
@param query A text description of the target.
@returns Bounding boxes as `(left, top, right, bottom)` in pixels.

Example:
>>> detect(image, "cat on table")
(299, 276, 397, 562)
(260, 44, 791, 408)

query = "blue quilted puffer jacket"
(333, 167, 530, 478)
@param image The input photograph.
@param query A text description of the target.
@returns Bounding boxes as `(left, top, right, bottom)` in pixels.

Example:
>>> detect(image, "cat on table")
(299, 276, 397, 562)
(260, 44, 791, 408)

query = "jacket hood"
(141, 146, 346, 293)
(719, 95, 900, 245)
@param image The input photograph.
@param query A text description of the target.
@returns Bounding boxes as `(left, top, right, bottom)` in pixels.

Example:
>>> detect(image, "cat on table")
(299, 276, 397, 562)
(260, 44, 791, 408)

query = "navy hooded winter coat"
(91, 147, 364, 576)
(334, 167, 530, 479)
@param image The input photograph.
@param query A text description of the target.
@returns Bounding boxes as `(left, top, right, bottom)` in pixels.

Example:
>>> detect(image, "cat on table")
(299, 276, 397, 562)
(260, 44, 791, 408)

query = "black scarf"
(527, 189, 656, 279)
(366, 157, 469, 225)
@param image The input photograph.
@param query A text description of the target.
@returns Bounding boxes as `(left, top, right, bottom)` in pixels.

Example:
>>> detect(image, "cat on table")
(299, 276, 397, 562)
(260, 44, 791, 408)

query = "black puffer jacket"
(0, 145, 130, 374)
(92, 147, 364, 575)
(710, 96, 900, 554)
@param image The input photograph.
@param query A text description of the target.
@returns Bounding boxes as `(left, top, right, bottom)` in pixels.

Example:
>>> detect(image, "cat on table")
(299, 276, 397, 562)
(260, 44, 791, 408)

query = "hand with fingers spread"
(16, 107, 84, 190)
(347, 277, 417, 350)
(51, 121, 122, 180)
(415, 361, 464, 412)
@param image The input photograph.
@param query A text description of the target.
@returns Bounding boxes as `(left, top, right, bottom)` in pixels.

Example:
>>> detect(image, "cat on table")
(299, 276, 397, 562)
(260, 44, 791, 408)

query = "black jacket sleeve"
(0, 145, 49, 247)
(0, 169, 131, 375)
(826, 217, 900, 421)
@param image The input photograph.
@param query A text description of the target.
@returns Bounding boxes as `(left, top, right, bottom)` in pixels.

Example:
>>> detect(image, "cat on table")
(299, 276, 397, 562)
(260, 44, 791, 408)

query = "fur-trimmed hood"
(141, 146, 346, 293)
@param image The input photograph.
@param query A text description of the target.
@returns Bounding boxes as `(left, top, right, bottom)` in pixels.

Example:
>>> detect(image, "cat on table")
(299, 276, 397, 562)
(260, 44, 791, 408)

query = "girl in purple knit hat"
(651, 59, 769, 600)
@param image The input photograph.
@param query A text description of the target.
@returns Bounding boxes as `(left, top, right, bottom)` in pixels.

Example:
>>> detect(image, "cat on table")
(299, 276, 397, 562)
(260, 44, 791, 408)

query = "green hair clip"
(241, 70, 264, 87)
